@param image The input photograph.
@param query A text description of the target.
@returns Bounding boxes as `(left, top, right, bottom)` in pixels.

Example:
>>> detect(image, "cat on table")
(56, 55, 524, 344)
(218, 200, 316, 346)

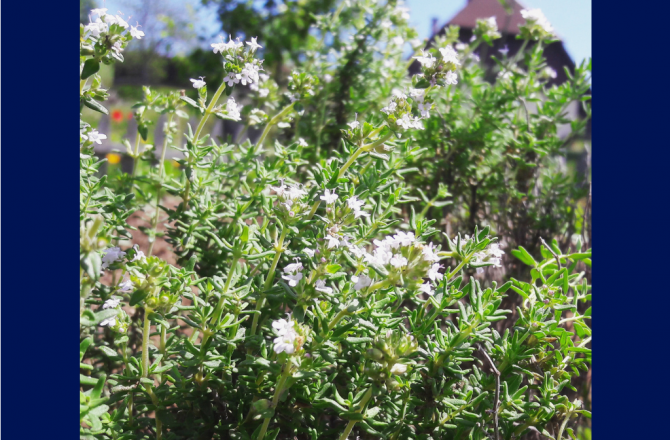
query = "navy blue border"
(1, 2, 79, 437)
(594, 0, 670, 436)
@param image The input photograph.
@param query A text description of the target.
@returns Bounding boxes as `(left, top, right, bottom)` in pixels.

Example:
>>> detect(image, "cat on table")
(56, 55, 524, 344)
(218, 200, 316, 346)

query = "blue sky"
(405, 0, 592, 64)
(98, 0, 591, 64)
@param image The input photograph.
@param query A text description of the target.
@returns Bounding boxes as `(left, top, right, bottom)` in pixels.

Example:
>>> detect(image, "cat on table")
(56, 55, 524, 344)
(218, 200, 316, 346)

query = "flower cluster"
(270, 181, 309, 221)
(381, 90, 424, 131)
(365, 330, 418, 389)
(520, 8, 554, 40)
(211, 35, 265, 89)
(474, 16, 501, 41)
(82, 9, 143, 63)
(471, 242, 505, 274)
(272, 317, 299, 354)
(413, 44, 459, 88)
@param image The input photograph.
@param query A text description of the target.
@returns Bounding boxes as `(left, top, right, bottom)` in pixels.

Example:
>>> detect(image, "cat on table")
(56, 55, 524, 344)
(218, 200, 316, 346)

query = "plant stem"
(142, 308, 153, 378)
(338, 132, 394, 179)
(202, 256, 240, 350)
(556, 411, 573, 440)
(249, 227, 288, 337)
(257, 365, 291, 440)
(256, 102, 296, 150)
(194, 81, 227, 142)
(338, 387, 373, 440)
(148, 113, 175, 255)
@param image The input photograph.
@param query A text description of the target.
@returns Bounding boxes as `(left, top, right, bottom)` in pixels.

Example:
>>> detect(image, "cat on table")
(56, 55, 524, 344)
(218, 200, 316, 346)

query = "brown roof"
(447, 0, 527, 34)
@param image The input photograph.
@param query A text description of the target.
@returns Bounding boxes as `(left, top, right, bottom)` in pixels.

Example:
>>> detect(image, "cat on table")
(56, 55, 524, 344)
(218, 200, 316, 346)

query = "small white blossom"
(392, 36, 404, 46)
(439, 46, 460, 65)
(103, 297, 121, 309)
(381, 19, 392, 29)
(444, 71, 458, 85)
(282, 272, 303, 287)
(285, 185, 306, 200)
(347, 244, 367, 259)
(100, 317, 117, 327)
(520, 8, 554, 34)
(428, 263, 444, 283)
(390, 363, 408, 375)
(381, 101, 398, 115)
(347, 196, 365, 212)
(118, 279, 133, 292)
(85, 19, 108, 38)
(190, 77, 206, 89)
(348, 120, 360, 130)
(283, 259, 303, 274)
(393, 231, 415, 247)
(87, 130, 107, 145)
(320, 189, 338, 205)
(315, 279, 333, 294)
(414, 51, 436, 68)
(101, 246, 126, 270)
(272, 318, 297, 354)
(212, 42, 227, 54)
(271, 183, 287, 197)
(326, 235, 340, 249)
(298, 138, 308, 147)
(112, 41, 124, 56)
(90, 8, 108, 17)
(499, 45, 509, 55)
(390, 255, 408, 268)
(226, 97, 242, 120)
(489, 243, 505, 258)
(418, 101, 431, 118)
(422, 243, 440, 262)
(223, 72, 240, 87)
(418, 283, 434, 295)
(352, 274, 372, 290)
(246, 37, 262, 52)
(304, 248, 316, 257)
(130, 26, 144, 39)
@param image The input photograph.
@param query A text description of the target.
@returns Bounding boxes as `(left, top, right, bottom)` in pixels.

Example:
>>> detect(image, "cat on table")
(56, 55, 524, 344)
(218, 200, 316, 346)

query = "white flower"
(324, 73, 333, 83)
(381, 101, 398, 115)
(223, 72, 240, 86)
(271, 183, 287, 197)
(118, 279, 133, 292)
(381, 19, 392, 29)
(392, 89, 408, 100)
(282, 272, 303, 287)
(326, 235, 340, 249)
(106, 14, 129, 29)
(112, 41, 124, 56)
(100, 317, 117, 327)
(272, 318, 297, 354)
(348, 120, 360, 130)
(239, 63, 260, 85)
(87, 129, 107, 145)
(103, 297, 121, 309)
(286, 185, 306, 200)
(488, 243, 505, 258)
(352, 274, 372, 290)
(130, 244, 145, 262)
(130, 26, 144, 39)
(246, 37, 262, 52)
(414, 51, 436, 68)
(190, 77, 206, 89)
(298, 138, 308, 147)
(444, 71, 458, 85)
(347, 244, 367, 259)
(428, 263, 444, 283)
(390, 255, 408, 268)
(499, 45, 509, 55)
(393, 231, 415, 247)
(520, 9, 553, 34)
(486, 16, 497, 29)
(320, 189, 338, 205)
(304, 248, 316, 257)
(418, 102, 431, 118)
(392, 36, 404, 46)
(101, 246, 126, 270)
(90, 8, 108, 17)
(226, 97, 242, 120)
(85, 19, 108, 38)
(283, 260, 303, 274)
(212, 42, 227, 54)
(439, 46, 460, 66)
(409, 89, 425, 101)
(390, 363, 408, 375)
(543, 67, 557, 79)
(315, 279, 333, 294)
(422, 243, 440, 262)
(347, 196, 365, 212)
(418, 283, 434, 295)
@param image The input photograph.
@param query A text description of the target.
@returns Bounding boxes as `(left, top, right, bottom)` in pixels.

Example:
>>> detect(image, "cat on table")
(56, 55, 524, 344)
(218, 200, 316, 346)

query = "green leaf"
(83, 98, 108, 115)
(326, 264, 342, 274)
(345, 337, 373, 344)
(511, 247, 537, 266)
(81, 59, 100, 79)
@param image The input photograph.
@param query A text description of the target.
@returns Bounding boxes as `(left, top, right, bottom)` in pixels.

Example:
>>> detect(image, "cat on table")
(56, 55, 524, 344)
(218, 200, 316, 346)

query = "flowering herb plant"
(80, 2, 591, 440)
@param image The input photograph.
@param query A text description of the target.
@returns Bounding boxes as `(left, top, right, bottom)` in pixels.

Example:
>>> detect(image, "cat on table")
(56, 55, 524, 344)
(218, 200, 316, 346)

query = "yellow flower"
(106, 153, 121, 164)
